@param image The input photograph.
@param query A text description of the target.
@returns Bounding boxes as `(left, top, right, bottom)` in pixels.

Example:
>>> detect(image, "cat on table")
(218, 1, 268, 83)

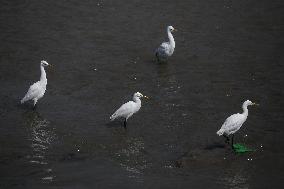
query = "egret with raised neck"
(21, 60, 51, 109)
(216, 100, 258, 148)
(155, 25, 177, 62)
(110, 92, 148, 128)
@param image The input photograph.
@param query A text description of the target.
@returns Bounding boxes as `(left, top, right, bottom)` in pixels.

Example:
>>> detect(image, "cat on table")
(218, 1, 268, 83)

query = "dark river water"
(0, 0, 283, 188)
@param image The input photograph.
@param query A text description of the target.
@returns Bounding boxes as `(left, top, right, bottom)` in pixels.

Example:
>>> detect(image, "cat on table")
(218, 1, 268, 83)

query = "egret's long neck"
(167, 29, 175, 49)
(133, 96, 141, 104)
(242, 103, 249, 117)
(40, 65, 47, 84)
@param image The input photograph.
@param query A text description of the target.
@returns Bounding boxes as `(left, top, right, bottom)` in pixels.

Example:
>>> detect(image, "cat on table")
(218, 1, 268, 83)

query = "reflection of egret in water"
(110, 133, 148, 182)
(156, 64, 185, 127)
(219, 167, 249, 189)
(156, 64, 182, 102)
(23, 111, 57, 183)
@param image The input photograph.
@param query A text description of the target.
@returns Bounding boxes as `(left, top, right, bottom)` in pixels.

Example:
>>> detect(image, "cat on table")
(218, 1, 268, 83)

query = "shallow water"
(0, 0, 283, 188)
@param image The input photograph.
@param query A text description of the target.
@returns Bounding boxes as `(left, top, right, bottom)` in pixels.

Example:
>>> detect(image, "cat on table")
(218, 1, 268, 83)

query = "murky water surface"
(0, 0, 283, 188)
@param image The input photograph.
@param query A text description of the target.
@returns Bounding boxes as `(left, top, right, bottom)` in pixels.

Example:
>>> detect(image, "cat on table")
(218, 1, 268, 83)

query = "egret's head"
(244, 100, 259, 106)
(134, 92, 149, 99)
(167, 26, 176, 32)
(41, 60, 49, 67)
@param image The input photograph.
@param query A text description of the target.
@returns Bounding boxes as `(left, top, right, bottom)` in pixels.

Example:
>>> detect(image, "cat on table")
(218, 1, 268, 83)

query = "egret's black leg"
(223, 135, 230, 144)
(123, 118, 127, 129)
(155, 52, 160, 62)
(231, 135, 235, 149)
(33, 104, 37, 110)
(33, 99, 38, 110)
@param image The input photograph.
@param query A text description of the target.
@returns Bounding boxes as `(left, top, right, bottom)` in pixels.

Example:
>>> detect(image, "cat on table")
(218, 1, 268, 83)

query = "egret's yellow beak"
(253, 103, 259, 106)
(174, 29, 178, 32)
(143, 95, 149, 99)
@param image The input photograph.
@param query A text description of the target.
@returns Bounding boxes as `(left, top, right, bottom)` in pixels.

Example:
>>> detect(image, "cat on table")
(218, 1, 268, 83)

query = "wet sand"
(0, 0, 283, 188)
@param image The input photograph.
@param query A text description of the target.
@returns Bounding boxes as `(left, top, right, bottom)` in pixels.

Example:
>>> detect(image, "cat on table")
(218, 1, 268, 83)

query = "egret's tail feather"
(20, 97, 27, 104)
(216, 129, 225, 136)
(110, 113, 117, 121)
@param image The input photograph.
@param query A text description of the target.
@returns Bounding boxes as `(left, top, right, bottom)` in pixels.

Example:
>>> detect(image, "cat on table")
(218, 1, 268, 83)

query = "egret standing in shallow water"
(110, 92, 148, 128)
(155, 25, 177, 62)
(216, 100, 258, 148)
(21, 60, 51, 109)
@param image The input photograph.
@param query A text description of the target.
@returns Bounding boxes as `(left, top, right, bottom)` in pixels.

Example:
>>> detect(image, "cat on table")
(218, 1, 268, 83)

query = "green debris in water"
(233, 143, 255, 153)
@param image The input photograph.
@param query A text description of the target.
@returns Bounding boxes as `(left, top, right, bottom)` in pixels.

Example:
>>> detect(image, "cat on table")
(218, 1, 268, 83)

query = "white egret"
(217, 100, 258, 148)
(21, 60, 50, 108)
(155, 25, 177, 62)
(110, 92, 148, 128)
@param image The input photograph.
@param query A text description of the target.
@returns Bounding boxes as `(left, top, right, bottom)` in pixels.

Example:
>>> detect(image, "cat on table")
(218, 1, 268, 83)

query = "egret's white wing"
(220, 113, 245, 135)
(110, 101, 136, 120)
(156, 42, 170, 57)
(160, 42, 170, 50)
(21, 82, 41, 103)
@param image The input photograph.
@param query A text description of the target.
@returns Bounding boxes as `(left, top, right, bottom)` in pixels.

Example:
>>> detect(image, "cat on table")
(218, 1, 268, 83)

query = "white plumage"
(110, 92, 148, 128)
(217, 114, 246, 136)
(21, 60, 50, 108)
(217, 100, 258, 147)
(155, 26, 176, 62)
